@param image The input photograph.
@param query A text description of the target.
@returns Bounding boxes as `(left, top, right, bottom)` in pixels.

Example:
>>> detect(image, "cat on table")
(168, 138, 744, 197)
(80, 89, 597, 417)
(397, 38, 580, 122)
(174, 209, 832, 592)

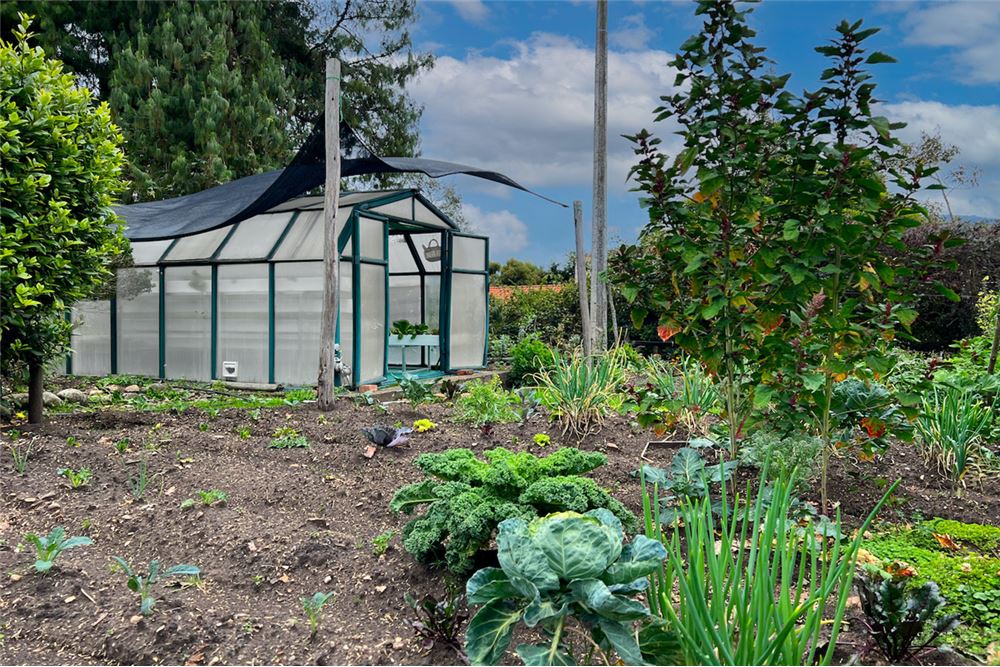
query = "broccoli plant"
(24, 526, 92, 573)
(856, 564, 960, 661)
(465, 510, 678, 666)
(113, 557, 201, 615)
(361, 424, 412, 458)
(390, 447, 635, 574)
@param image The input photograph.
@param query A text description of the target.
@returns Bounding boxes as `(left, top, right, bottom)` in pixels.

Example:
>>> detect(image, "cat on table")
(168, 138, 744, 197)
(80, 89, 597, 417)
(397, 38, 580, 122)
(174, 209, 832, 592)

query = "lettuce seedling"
(113, 557, 201, 615)
(24, 526, 92, 573)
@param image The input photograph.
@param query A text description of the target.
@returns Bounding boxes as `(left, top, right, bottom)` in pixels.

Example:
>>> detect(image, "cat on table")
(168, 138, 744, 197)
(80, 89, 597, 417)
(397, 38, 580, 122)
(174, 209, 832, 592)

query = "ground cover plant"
(390, 447, 634, 574)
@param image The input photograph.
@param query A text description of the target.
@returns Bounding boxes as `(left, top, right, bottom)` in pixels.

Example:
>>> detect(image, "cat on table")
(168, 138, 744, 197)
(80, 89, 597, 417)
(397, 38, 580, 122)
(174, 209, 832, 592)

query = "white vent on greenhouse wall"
(221, 361, 238, 381)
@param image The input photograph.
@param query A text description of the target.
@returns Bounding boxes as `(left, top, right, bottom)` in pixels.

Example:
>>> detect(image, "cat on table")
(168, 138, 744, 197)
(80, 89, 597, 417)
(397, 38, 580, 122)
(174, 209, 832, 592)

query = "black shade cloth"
(118, 122, 565, 241)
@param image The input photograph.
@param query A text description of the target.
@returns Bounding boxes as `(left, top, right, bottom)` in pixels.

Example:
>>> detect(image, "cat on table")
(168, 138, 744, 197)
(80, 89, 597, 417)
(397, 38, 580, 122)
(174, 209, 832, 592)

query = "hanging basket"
(422, 238, 442, 262)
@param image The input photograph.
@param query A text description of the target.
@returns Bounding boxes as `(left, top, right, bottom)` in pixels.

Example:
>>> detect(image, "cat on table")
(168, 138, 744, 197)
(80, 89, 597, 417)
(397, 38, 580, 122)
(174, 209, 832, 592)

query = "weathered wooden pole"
(590, 0, 608, 352)
(988, 309, 999, 375)
(317, 58, 341, 409)
(573, 200, 592, 357)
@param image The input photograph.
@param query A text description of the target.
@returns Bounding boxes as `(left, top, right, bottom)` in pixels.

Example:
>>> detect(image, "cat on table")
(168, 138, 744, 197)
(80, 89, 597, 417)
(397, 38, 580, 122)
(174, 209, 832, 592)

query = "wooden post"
(573, 201, 592, 357)
(988, 309, 999, 375)
(590, 0, 608, 352)
(317, 58, 341, 409)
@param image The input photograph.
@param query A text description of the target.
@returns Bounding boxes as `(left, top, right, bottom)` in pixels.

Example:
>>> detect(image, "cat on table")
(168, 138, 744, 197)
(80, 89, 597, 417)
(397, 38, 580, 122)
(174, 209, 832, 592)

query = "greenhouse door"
(353, 213, 389, 386)
(445, 233, 489, 370)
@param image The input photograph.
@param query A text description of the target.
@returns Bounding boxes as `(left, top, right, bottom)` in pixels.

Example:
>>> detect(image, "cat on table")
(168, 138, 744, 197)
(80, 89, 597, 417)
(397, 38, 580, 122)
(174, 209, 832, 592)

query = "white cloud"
(610, 13, 655, 51)
(882, 100, 1000, 217)
(900, 2, 1000, 84)
(462, 203, 529, 253)
(448, 0, 490, 26)
(410, 33, 679, 190)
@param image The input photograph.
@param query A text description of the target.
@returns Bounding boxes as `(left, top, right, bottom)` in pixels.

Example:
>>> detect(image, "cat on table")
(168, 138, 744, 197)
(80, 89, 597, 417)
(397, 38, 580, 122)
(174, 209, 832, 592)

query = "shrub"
(489, 285, 581, 350)
(507, 336, 554, 387)
(464, 510, 678, 666)
(738, 430, 822, 486)
(453, 377, 520, 427)
(390, 447, 635, 574)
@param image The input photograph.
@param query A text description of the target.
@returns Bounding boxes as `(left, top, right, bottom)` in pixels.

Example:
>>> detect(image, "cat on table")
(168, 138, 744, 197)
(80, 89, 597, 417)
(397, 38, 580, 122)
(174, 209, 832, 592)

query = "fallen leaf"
(932, 533, 961, 551)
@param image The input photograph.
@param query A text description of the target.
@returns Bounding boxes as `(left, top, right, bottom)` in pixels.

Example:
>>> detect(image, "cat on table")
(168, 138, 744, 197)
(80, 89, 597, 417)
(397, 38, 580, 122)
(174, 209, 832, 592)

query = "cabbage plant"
(464, 510, 677, 666)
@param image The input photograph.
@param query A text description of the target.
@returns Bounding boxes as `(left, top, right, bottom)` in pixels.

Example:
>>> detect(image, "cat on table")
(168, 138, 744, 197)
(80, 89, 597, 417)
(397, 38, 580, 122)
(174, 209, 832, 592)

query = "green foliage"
(507, 336, 555, 387)
(489, 285, 582, 350)
(492, 258, 548, 286)
(7, 436, 35, 474)
(914, 385, 995, 493)
(855, 564, 960, 661)
(532, 433, 551, 448)
(863, 519, 1000, 656)
(268, 426, 308, 449)
(642, 466, 896, 665)
(371, 530, 395, 556)
(828, 378, 911, 458)
(398, 373, 436, 405)
(1, 15, 128, 380)
(391, 320, 430, 338)
(24, 526, 92, 573)
(181, 489, 227, 510)
(127, 459, 152, 499)
(413, 419, 436, 433)
(283, 388, 316, 405)
(405, 584, 468, 657)
(453, 377, 520, 427)
(612, 2, 944, 503)
(301, 591, 334, 637)
(642, 447, 737, 505)
(536, 349, 625, 438)
(464, 510, 678, 666)
(112, 557, 200, 615)
(390, 447, 635, 574)
(57, 467, 93, 489)
(739, 431, 822, 487)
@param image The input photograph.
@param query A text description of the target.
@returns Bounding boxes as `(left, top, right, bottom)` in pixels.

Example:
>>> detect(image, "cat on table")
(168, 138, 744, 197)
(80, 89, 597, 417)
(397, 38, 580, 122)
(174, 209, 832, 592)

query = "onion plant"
(536, 349, 625, 438)
(914, 385, 994, 496)
(641, 463, 896, 666)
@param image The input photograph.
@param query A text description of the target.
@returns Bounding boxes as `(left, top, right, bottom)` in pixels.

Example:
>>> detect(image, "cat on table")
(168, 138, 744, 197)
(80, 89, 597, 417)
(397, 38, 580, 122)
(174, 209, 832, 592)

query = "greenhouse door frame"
(443, 231, 490, 371)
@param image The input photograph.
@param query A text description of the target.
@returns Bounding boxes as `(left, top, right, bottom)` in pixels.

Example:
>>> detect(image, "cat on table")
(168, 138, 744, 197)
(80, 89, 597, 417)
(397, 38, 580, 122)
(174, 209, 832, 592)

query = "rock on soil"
(41, 391, 62, 407)
(56, 388, 88, 404)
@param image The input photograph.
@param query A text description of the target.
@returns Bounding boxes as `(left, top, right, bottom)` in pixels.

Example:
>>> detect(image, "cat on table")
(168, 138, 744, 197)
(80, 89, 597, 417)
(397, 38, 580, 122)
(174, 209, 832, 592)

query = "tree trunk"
(317, 58, 342, 410)
(28, 356, 44, 424)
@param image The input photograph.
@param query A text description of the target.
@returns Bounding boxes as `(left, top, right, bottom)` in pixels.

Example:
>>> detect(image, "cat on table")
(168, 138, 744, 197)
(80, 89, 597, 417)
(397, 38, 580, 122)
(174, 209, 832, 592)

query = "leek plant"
(914, 386, 994, 496)
(536, 349, 625, 438)
(641, 463, 896, 666)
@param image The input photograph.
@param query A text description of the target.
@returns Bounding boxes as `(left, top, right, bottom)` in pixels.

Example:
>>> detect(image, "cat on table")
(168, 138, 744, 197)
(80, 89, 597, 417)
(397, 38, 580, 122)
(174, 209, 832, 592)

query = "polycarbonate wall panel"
(71, 300, 111, 375)
(388, 234, 418, 272)
(164, 266, 212, 380)
(425, 275, 441, 330)
(449, 273, 487, 368)
(217, 264, 268, 383)
(388, 275, 421, 366)
(117, 267, 160, 376)
(273, 262, 353, 385)
(410, 232, 444, 271)
(453, 235, 486, 271)
(358, 216, 385, 260)
(131, 240, 172, 265)
(163, 227, 230, 262)
(359, 263, 386, 382)
(216, 214, 291, 260)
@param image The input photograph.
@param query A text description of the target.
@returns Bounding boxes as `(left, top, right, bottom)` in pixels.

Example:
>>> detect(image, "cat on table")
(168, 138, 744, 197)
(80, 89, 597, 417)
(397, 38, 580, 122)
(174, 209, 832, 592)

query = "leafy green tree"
(108, 1, 295, 200)
(612, 1, 947, 506)
(1, 16, 128, 423)
(495, 258, 547, 286)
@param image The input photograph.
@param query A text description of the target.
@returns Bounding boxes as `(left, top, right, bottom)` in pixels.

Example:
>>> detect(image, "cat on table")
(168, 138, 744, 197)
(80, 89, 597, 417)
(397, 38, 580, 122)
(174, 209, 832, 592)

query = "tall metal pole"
(573, 200, 592, 357)
(318, 58, 341, 408)
(590, 0, 608, 352)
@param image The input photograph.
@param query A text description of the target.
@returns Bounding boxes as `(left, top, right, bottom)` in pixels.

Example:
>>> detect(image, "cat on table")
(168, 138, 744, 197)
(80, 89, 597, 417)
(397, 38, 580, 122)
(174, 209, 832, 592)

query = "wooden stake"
(590, 0, 608, 352)
(317, 58, 341, 409)
(573, 200, 592, 357)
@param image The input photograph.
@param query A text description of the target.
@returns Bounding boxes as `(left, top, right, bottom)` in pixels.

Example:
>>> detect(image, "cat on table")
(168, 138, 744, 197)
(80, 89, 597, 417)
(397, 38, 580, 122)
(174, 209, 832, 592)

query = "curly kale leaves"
(390, 448, 636, 574)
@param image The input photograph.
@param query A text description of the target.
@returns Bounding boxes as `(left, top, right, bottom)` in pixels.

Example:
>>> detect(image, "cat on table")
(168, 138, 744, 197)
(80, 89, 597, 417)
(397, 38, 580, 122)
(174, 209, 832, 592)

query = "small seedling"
(197, 422, 209, 432)
(7, 437, 36, 474)
(404, 583, 468, 657)
(24, 527, 92, 573)
(57, 467, 93, 489)
(112, 557, 201, 615)
(268, 426, 308, 449)
(236, 426, 252, 439)
(249, 408, 262, 421)
(114, 438, 130, 455)
(181, 489, 227, 510)
(372, 530, 396, 556)
(413, 419, 436, 433)
(301, 591, 334, 637)
(533, 433, 551, 447)
(65, 436, 80, 448)
(127, 460, 152, 500)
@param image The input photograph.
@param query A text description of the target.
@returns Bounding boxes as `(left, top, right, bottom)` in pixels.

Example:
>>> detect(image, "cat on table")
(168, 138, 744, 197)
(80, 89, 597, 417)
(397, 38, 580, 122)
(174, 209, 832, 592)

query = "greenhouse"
(67, 189, 489, 388)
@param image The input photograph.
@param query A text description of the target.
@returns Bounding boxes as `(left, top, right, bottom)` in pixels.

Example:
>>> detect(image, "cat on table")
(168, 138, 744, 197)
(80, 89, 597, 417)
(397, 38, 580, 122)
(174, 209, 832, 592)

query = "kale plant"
(856, 564, 960, 661)
(465, 510, 679, 666)
(390, 447, 635, 574)
(24, 526, 92, 573)
(113, 557, 200, 615)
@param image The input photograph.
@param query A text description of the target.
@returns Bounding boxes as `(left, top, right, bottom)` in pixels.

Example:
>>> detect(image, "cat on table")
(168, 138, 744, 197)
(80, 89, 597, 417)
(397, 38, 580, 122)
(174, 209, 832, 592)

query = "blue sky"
(403, 0, 1000, 266)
